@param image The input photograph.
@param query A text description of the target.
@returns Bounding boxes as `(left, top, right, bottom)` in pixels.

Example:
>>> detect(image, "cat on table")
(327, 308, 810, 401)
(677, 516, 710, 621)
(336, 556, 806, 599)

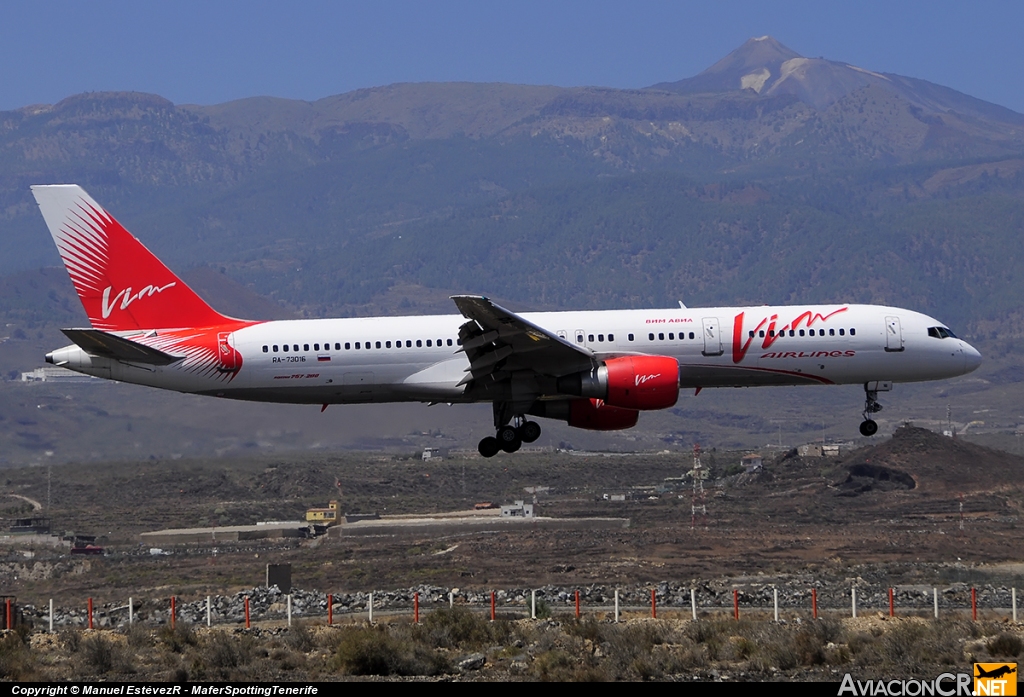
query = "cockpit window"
(927, 326, 957, 339)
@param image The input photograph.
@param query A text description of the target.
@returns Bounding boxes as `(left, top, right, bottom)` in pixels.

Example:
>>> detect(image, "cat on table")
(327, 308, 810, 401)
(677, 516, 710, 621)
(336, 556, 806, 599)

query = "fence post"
(574, 590, 580, 619)
(170, 596, 176, 629)
(852, 588, 857, 618)
(1013, 588, 1018, 623)
(774, 588, 779, 623)
(88, 598, 93, 630)
(449, 590, 453, 609)
(6, 597, 11, 630)
(287, 594, 292, 627)
(651, 589, 657, 619)
(889, 588, 895, 617)
(244, 596, 250, 629)
(207, 596, 211, 627)
(971, 588, 977, 621)
(49, 599, 53, 633)
(413, 593, 419, 624)
(614, 590, 620, 623)
(691, 588, 697, 621)
(327, 594, 333, 626)
(368, 592, 373, 625)
(733, 589, 739, 621)
(933, 588, 938, 619)
(531, 590, 536, 620)
(129, 597, 134, 626)
(490, 591, 496, 622)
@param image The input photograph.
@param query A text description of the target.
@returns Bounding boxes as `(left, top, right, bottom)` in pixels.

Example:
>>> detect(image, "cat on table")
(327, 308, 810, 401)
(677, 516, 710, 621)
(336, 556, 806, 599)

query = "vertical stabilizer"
(31, 185, 232, 331)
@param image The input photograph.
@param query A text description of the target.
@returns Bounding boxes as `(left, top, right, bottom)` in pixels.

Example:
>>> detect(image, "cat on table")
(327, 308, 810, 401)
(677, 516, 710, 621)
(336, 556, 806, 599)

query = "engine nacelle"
(556, 355, 680, 410)
(529, 398, 639, 431)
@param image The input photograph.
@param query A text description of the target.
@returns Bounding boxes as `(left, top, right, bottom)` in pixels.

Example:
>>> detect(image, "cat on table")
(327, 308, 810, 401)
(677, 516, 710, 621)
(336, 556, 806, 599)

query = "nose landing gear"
(477, 415, 542, 457)
(859, 382, 889, 436)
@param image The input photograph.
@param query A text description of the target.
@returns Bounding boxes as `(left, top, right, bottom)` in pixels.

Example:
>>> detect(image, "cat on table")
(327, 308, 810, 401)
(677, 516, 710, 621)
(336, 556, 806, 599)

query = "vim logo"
(101, 283, 177, 319)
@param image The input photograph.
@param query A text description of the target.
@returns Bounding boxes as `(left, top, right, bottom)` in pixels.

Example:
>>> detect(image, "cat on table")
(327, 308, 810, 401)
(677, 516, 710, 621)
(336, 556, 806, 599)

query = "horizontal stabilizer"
(61, 328, 183, 365)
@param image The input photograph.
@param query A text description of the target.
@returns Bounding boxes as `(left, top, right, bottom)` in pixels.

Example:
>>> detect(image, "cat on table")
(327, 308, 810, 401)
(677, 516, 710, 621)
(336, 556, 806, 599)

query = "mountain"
(1, 38, 1023, 338)
(650, 35, 1024, 125)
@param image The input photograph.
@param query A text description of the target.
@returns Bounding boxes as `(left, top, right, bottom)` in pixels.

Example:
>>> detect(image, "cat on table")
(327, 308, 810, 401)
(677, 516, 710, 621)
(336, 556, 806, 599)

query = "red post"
(575, 590, 580, 619)
(328, 594, 333, 625)
(170, 596, 176, 629)
(5, 598, 10, 630)
(88, 597, 94, 629)
(812, 588, 818, 620)
(414, 592, 420, 624)
(971, 587, 977, 621)
(733, 589, 739, 620)
(244, 596, 251, 629)
(889, 588, 895, 617)
(651, 589, 657, 619)
(490, 591, 496, 622)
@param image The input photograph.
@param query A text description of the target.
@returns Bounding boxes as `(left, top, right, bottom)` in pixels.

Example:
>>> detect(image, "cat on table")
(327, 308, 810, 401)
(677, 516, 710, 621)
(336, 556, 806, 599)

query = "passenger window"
(829, 329, 835, 336)
(426, 340, 432, 347)
(386, 341, 392, 348)
(273, 345, 279, 352)
(283, 345, 289, 353)
(335, 343, 341, 350)
(789, 330, 795, 337)
(839, 329, 845, 336)
(262, 345, 268, 353)
(416, 340, 422, 347)
(850, 328, 856, 336)
(437, 339, 442, 346)
(576, 335, 583, 343)
(749, 331, 755, 338)
(648, 333, 654, 341)
(608, 334, 614, 341)
(598, 334, 604, 342)
(313, 344, 319, 351)
(355, 342, 360, 349)
(658, 333, 664, 340)
(345, 343, 350, 350)
(376, 341, 381, 349)
(689, 332, 695, 340)
(293, 344, 299, 352)
(304, 344, 309, 352)
(407, 340, 413, 348)
(628, 334, 634, 341)
(447, 339, 453, 346)
(759, 330, 765, 338)
(799, 330, 805, 337)
(668, 333, 674, 340)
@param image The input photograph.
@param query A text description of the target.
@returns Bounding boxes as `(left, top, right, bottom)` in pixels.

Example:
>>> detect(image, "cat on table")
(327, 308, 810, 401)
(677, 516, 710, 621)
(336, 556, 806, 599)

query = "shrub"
(332, 625, 449, 676)
(987, 632, 1023, 658)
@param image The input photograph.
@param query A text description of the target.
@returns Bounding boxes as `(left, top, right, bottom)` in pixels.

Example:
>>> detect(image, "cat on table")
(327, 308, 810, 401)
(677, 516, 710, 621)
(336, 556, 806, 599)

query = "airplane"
(32, 185, 982, 457)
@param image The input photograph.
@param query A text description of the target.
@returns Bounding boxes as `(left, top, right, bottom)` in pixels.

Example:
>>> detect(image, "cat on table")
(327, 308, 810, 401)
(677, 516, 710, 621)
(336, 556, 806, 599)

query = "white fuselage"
(48, 303, 981, 404)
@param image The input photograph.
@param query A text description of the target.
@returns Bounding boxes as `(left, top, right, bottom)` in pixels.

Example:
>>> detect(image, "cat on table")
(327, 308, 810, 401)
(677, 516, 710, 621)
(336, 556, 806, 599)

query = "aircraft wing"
(61, 328, 184, 366)
(450, 295, 595, 385)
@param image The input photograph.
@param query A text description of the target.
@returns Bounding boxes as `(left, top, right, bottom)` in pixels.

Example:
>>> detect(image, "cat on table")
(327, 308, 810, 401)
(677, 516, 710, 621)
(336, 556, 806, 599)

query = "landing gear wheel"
(497, 425, 522, 453)
(859, 420, 878, 437)
(520, 420, 542, 444)
(478, 436, 500, 458)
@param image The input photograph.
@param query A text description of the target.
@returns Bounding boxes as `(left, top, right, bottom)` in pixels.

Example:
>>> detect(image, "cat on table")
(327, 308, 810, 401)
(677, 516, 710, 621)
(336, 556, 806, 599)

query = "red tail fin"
(32, 185, 233, 331)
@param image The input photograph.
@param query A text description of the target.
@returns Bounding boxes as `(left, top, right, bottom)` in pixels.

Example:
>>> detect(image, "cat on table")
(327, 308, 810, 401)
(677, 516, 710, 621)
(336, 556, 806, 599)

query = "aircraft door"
(884, 316, 904, 352)
(217, 332, 242, 372)
(575, 330, 585, 346)
(701, 317, 723, 356)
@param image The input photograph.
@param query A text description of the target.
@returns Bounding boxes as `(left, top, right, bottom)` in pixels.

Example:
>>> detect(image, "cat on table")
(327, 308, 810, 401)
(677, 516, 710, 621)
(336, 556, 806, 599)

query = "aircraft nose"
(961, 341, 982, 374)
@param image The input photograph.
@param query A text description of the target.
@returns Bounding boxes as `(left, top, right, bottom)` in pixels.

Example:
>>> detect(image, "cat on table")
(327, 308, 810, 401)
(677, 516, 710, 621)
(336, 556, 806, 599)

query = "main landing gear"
(856, 380, 888, 433)
(478, 416, 541, 458)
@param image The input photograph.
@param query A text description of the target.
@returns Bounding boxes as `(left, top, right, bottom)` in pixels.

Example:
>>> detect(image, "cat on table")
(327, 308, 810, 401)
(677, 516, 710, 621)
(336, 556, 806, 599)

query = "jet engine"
(556, 355, 680, 410)
(529, 398, 639, 431)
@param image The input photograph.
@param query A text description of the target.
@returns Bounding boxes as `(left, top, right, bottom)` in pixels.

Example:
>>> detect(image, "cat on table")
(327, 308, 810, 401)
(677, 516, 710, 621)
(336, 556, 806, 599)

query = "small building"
(798, 444, 823, 457)
(422, 447, 443, 461)
(741, 454, 763, 473)
(500, 500, 534, 518)
(306, 500, 340, 526)
(822, 444, 841, 457)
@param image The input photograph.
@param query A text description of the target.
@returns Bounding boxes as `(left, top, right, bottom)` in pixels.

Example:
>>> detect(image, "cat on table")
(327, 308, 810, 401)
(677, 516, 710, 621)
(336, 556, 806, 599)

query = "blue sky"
(2, 1, 1022, 112)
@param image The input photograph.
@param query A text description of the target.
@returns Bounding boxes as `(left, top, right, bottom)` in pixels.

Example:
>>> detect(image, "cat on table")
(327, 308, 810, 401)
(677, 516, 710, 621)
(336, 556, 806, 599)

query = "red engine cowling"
(604, 355, 679, 410)
(568, 398, 639, 431)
